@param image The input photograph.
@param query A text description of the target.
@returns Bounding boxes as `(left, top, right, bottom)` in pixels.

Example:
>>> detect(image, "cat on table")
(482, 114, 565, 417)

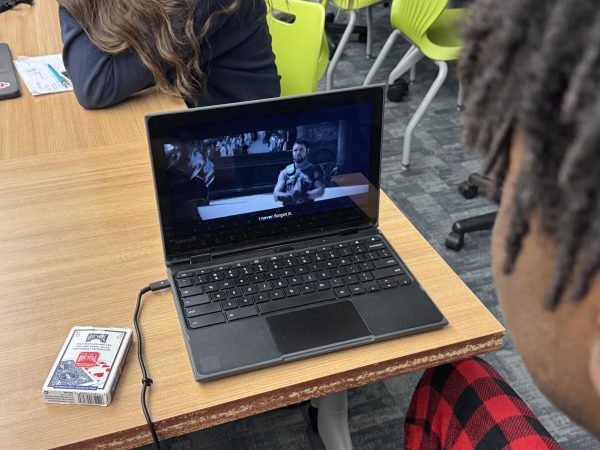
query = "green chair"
(324, 0, 384, 90)
(363, 0, 465, 168)
(267, 0, 328, 96)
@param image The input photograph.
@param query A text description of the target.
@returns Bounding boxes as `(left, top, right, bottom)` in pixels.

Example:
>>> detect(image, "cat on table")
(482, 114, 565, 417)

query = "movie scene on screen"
(163, 120, 371, 227)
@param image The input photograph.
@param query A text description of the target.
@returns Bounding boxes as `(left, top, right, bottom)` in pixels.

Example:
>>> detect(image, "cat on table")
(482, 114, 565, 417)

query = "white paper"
(13, 54, 74, 96)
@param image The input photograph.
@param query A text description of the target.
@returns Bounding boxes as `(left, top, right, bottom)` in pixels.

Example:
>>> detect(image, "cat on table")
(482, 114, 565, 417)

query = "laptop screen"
(147, 87, 384, 262)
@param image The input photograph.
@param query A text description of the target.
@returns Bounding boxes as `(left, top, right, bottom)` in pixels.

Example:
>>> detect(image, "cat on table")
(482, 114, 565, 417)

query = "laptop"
(146, 86, 447, 381)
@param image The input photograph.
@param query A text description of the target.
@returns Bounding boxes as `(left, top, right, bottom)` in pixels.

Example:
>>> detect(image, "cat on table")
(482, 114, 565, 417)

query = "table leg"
(311, 391, 353, 450)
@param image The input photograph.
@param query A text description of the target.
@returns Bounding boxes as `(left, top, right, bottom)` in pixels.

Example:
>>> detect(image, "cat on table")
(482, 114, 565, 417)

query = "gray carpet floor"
(140, 4, 600, 449)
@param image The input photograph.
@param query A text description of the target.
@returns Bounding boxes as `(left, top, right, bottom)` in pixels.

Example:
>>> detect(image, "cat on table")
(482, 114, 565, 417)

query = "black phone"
(0, 43, 21, 100)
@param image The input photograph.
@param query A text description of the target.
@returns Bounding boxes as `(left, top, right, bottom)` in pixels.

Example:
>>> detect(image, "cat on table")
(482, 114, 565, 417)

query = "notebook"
(146, 86, 447, 381)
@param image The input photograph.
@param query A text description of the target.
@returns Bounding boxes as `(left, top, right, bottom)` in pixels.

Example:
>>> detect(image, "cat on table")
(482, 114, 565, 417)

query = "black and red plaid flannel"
(404, 357, 562, 450)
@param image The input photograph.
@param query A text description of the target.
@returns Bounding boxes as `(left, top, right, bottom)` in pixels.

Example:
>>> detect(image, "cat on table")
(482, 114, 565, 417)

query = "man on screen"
(273, 139, 325, 205)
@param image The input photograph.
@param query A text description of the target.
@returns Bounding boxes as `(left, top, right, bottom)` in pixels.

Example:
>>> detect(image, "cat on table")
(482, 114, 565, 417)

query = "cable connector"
(149, 280, 170, 291)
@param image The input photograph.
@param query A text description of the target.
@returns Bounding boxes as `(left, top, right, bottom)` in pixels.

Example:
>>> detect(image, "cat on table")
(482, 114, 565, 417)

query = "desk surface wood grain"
(0, 0, 185, 160)
(0, 144, 504, 449)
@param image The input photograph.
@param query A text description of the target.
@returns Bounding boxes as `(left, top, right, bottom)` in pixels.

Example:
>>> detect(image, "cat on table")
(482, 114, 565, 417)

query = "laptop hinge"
(167, 252, 211, 267)
(190, 253, 212, 264)
(340, 227, 359, 237)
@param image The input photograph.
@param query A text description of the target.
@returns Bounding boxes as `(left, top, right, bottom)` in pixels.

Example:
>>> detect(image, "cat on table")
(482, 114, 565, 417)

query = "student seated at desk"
(403, 0, 600, 447)
(58, 0, 280, 109)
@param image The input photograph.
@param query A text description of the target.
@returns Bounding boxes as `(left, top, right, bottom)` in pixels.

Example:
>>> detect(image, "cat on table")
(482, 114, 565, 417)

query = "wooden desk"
(0, 143, 504, 449)
(0, 0, 184, 160)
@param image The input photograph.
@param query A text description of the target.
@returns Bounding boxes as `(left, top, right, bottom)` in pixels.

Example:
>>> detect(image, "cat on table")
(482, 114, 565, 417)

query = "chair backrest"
(390, 0, 448, 45)
(267, 0, 327, 96)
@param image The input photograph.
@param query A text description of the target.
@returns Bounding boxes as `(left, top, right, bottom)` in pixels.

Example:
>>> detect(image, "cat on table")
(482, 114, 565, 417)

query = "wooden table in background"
(0, 0, 184, 160)
(0, 143, 504, 449)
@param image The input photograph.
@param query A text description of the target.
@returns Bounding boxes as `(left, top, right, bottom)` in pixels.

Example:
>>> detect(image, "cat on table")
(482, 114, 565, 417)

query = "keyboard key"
(373, 258, 399, 269)
(334, 287, 351, 298)
(235, 277, 250, 286)
(350, 285, 365, 295)
(269, 289, 286, 300)
(358, 262, 375, 272)
(301, 283, 315, 294)
(204, 283, 219, 293)
(380, 281, 398, 289)
(372, 266, 405, 279)
(211, 291, 227, 302)
(179, 285, 203, 297)
(221, 299, 238, 310)
(279, 268, 294, 277)
(224, 269, 238, 278)
(367, 242, 385, 251)
(237, 297, 254, 307)
(273, 279, 288, 289)
(331, 268, 346, 278)
(242, 285, 258, 295)
(393, 275, 412, 286)
(378, 249, 392, 258)
(253, 293, 270, 303)
(188, 312, 225, 329)
(258, 281, 273, 291)
(209, 272, 224, 281)
(345, 275, 359, 285)
(346, 265, 360, 274)
(219, 280, 234, 289)
(239, 266, 253, 276)
(225, 305, 258, 321)
(182, 294, 211, 308)
(192, 274, 209, 284)
(226, 288, 242, 298)
(285, 287, 300, 297)
(176, 271, 193, 279)
(249, 274, 265, 283)
(287, 275, 305, 286)
(315, 281, 330, 290)
(177, 278, 193, 288)
(330, 278, 345, 288)
(258, 290, 336, 314)
(363, 282, 380, 292)
(186, 303, 221, 318)
(358, 272, 374, 282)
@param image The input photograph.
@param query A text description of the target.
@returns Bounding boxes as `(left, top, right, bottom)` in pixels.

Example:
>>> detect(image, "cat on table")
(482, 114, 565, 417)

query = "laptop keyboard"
(174, 235, 412, 329)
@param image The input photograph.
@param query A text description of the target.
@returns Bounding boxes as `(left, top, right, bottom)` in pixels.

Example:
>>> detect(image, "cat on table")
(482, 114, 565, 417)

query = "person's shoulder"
(283, 164, 295, 175)
(192, 0, 265, 22)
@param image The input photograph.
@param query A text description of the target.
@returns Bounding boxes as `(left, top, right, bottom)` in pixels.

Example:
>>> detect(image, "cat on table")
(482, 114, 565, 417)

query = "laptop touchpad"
(267, 301, 372, 356)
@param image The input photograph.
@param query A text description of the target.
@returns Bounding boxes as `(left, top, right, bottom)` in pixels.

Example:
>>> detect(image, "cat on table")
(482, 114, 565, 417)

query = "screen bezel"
(146, 86, 385, 263)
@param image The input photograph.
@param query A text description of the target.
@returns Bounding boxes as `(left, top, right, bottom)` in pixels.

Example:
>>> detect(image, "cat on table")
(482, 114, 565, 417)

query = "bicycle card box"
(42, 326, 132, 406)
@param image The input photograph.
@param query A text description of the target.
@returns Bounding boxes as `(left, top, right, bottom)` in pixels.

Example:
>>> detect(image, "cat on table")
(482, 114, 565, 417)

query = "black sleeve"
(59, 7, 155, 109)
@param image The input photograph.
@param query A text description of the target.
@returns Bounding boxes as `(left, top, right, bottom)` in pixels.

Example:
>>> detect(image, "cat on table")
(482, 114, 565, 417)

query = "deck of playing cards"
(42, 326, 132, 406)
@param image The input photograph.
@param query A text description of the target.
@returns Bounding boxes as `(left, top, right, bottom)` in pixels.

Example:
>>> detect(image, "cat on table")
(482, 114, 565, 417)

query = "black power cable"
(133, 280, 170, 450)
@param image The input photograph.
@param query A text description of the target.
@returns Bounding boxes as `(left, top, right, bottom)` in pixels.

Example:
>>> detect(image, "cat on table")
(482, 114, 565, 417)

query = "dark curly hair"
(460, 0, 600, 309)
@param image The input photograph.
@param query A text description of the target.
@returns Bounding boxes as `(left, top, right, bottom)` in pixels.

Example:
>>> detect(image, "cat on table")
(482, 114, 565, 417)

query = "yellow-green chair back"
(391, 0, 462, 61)
(328, 0, 382, 9)
(267, 0, 327, 96)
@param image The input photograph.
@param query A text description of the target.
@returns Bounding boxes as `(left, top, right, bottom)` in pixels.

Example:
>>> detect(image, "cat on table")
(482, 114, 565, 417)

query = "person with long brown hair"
(58, 0, 280, 109)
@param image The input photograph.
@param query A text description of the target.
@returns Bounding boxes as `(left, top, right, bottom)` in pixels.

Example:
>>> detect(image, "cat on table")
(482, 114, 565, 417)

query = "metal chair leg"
(312, 391, 353, 450)
(366, 5, 374, 59)
(363, 30, 401, 85)
(326, 10, 357, 90)
(410, 64, 417, 83)
(402, 60, 448, 168)
(387, 45, 423, 85)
